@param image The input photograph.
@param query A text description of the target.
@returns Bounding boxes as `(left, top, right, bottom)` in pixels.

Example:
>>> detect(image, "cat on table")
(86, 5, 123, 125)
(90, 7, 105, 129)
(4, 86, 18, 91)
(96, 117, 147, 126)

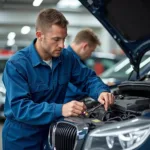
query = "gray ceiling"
(0, 0, 95, 49)
(0, 0, 60, 10)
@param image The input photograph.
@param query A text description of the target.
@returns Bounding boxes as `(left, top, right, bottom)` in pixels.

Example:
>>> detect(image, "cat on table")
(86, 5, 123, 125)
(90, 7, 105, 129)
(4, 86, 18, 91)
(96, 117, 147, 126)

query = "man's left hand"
(98, 92, 115, 111)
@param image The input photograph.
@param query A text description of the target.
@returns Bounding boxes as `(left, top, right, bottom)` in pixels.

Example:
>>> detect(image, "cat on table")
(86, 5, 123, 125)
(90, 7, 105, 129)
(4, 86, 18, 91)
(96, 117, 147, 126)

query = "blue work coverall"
(2, 39, 110, 150)
(64, 45, 109, 103)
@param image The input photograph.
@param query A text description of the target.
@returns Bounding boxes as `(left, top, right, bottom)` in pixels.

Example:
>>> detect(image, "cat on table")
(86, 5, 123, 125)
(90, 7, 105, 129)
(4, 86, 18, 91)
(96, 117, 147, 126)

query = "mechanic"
(65, 28, 104, 102)
(2, 8, 114, 150)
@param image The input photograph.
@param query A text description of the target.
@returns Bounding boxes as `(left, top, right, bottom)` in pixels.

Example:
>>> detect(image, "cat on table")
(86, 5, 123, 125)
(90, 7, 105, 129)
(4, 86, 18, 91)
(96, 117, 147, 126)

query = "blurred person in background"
(65, 28, 103, 103)
(2, 9, 114, 150)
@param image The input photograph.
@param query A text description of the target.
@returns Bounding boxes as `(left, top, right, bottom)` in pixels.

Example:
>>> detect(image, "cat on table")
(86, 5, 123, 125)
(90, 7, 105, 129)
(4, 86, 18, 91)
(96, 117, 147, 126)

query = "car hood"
(79, 0, 150, 73)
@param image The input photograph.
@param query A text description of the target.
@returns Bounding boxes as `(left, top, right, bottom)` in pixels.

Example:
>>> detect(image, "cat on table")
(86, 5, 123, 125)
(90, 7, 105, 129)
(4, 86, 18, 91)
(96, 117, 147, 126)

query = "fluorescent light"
(125, 66, 133, 74)
(21, 26, 31, 34)
(114, 58, 129, 72)
(57, 0, 81, 8)
(7, 32, 16, 40)
(33, 0, 43, 7)
(7, 39, 15, 46)
(126, 57, 150, 74)
(140, 57, 150, 68)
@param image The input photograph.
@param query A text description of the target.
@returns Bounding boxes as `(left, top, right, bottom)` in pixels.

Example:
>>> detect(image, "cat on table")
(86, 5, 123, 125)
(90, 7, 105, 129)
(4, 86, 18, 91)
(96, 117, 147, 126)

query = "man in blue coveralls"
(65, 28, 102, 103)
(2, 9, 114, 150)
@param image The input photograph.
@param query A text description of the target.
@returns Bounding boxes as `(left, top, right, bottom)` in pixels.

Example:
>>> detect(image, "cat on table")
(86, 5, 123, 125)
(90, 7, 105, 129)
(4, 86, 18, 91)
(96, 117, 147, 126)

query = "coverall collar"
(67, 45, 85, 64)
(29, 39, 61, 68)
(67, 45, 80, 60)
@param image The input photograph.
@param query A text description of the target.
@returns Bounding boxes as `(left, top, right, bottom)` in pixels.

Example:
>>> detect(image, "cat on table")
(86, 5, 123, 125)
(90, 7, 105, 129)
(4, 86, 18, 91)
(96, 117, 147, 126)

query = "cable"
(87, 104, 103, 114)
(106, 116, 123, 121)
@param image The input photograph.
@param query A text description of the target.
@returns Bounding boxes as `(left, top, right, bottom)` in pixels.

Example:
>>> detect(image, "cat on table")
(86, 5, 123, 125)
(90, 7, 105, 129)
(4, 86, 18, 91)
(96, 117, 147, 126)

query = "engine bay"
(79, 78, 150, 126)
(81, 96, 150, 123)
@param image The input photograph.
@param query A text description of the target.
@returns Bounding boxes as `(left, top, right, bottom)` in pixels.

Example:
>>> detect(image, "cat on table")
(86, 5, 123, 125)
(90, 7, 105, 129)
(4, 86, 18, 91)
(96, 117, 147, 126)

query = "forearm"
(10, 98, 63, 125)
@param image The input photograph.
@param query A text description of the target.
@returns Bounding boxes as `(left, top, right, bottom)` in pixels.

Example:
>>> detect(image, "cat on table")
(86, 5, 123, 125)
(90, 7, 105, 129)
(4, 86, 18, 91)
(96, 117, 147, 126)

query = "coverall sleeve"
(70, 57, 110, 100)
(3, 61, 62, 125)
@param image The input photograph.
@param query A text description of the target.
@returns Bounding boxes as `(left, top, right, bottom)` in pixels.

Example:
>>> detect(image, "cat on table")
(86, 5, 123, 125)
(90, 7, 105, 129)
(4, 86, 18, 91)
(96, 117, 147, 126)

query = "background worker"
(65, 28, 105, 104)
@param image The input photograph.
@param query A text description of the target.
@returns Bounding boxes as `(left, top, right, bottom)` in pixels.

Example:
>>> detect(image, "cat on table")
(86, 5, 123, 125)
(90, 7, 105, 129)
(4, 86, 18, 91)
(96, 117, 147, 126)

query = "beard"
(51, 48, 62, 57)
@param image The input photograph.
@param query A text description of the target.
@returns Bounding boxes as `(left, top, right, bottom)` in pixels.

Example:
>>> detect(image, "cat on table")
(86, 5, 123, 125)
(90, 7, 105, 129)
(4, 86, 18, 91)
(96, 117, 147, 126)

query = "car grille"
(50, 122, 77, 150)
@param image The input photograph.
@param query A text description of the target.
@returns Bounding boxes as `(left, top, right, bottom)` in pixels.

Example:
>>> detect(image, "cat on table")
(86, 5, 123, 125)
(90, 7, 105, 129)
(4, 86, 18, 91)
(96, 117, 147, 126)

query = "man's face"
(39, 25, 67, 59)
(81, 44, 97, 60)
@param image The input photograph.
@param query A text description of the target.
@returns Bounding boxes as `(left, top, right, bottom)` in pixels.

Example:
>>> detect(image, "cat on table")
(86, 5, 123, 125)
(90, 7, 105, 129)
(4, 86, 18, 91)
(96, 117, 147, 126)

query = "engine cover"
(113, 96, 150, 112)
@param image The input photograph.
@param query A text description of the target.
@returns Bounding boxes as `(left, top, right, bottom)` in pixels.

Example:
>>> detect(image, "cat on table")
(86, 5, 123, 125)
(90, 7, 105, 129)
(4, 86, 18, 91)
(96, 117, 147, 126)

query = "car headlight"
(83, 118, 150, 150)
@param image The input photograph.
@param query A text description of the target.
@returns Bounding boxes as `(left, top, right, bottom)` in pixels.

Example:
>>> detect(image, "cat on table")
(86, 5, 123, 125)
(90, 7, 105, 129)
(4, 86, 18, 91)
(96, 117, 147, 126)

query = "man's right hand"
(62, 100, 86, 117)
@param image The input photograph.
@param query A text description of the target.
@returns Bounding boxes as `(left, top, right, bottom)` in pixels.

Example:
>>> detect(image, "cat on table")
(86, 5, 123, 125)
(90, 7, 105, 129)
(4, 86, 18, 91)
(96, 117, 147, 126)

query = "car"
(0, 50, 15, 118)
(0, 73, 5, 118)
(49, 0, 150, 150)
(85, 52, 124, 75)
(101, 52, 150, 88)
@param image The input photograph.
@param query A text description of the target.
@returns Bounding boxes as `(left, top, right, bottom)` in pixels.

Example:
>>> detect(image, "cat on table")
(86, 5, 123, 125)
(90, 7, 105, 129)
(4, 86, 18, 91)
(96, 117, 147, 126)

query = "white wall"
(0, 9, 121, 53)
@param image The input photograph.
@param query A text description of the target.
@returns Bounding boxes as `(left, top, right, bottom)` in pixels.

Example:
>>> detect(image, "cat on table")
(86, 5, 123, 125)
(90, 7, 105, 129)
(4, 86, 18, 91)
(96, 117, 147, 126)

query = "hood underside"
(79, 0, 150, 73)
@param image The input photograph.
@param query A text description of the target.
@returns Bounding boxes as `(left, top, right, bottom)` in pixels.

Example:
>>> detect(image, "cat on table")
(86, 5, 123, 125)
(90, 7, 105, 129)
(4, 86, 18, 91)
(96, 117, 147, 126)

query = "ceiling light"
(125, 57, 150, 74)
(7, 39, 15, 46)
(114, 58, 129, 72)
(33, 0, 43, 7)
(7, 32, 16, 40)
(57, 0, 81, 9)
(21, 26, 31, 35)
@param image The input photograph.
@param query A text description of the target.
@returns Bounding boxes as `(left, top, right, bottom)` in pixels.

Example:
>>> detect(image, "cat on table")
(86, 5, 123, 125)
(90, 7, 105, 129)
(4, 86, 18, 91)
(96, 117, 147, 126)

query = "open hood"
(79, 0, 150, 77)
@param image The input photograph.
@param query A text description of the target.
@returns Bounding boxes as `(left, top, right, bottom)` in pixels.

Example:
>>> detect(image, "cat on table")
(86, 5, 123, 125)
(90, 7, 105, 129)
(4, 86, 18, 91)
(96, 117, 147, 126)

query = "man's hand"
(62, 101, 86, 117)
(98, 92, 115, 111)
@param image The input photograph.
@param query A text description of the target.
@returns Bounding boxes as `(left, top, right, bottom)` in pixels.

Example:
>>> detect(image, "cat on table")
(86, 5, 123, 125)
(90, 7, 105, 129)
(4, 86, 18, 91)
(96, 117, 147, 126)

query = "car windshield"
(101, 54, 150, 80)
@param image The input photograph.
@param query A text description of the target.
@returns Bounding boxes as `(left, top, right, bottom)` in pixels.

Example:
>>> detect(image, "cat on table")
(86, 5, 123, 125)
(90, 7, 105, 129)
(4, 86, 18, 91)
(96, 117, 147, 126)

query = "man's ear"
(36, 31, 43, 41)
(82, 42, 88, 51)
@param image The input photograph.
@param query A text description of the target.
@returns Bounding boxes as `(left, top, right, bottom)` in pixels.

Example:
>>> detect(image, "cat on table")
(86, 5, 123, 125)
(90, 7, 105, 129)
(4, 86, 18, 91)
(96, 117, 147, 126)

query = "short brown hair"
(36, 8, 69, 32)
(73, 28, 101, 46)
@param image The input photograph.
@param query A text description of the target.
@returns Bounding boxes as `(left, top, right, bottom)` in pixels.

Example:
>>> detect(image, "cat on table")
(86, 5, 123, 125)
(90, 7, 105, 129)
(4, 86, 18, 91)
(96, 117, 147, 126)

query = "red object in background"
(94, 63, 104, 75)
(0, 49, 15, 56)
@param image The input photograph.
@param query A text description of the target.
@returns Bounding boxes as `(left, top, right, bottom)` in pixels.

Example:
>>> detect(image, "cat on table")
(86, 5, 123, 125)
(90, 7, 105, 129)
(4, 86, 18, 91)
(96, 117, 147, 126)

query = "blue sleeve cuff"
(55, 104, 63, 118)
(93, 88, 110, 101)
(98, 87, 110, 95)
(97, 89, 110, 99)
